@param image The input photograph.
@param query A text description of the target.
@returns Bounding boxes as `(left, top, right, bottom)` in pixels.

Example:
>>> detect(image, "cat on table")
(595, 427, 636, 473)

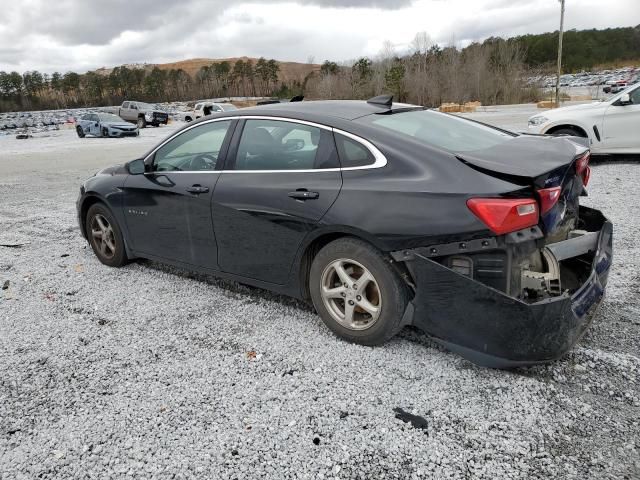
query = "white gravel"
(1, 118, 639, 479)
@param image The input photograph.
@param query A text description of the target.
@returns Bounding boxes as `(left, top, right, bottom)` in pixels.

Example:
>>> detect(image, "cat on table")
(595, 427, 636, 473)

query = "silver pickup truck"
(114, 101, 169, 129)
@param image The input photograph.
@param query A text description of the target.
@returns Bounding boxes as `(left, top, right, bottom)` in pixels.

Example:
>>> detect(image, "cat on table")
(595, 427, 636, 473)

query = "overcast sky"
(1, 0, 639, 73)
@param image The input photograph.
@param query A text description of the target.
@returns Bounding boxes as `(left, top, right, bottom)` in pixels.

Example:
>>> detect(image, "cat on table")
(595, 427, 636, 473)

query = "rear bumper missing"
(396, 207, 613, 368)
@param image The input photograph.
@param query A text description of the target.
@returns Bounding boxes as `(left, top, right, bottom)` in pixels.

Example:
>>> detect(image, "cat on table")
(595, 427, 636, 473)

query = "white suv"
(528, 84, 640, 154)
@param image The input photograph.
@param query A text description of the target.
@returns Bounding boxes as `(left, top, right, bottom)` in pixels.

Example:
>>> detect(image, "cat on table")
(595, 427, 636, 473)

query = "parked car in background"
(188, 102, 238, 121)
(76, 113, 139, 138)
(115, 101, 169, 128)
(528, 83, 640, 154)
(77, 96, 612, 367)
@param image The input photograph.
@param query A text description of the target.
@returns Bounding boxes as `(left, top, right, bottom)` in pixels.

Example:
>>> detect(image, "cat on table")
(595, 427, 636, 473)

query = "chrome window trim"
(144, 115, 388, 173)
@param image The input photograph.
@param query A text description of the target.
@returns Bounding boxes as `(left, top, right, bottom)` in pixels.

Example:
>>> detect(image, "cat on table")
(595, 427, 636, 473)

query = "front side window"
(122, 102, 130, 109)
(357, 109, 515, 153)
(153, 120, 232, 172)
(235, 119, 322, 170)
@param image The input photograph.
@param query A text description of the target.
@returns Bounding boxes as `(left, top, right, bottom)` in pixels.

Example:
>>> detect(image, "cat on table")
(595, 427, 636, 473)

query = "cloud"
(0, 0, 638, 73)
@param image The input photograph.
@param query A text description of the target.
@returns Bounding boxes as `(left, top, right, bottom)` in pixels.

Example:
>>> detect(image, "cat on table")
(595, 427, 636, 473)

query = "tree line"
(1, 25, 638, 113)
(512, 24, 640, 71)
(0, 57, 283, 112)
(305, 34, 539, 107)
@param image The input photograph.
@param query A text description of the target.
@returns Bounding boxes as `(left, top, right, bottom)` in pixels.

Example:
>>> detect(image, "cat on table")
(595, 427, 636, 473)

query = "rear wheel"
(86, 203, 128, 268)
(76, 126, 85, 138)
(309, 238, 409, 346)
(137, 117, 147, 129)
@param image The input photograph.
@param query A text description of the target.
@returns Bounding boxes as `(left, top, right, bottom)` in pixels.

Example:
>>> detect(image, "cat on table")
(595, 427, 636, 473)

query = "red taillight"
(582, 165, 591, 186)
(575, 152, 591, 186)
(467, 198, 539, 235)
(537, 186, 562, 214)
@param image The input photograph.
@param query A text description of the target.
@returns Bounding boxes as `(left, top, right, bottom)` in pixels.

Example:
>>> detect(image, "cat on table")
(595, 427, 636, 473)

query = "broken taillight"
(575, 152, 591, 186)
(537, 186, 562, 214)
(467, 198, 539, 235)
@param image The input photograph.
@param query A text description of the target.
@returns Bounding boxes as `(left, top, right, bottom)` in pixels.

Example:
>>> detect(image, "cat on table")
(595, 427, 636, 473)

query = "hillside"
(95, 57, 321, 83)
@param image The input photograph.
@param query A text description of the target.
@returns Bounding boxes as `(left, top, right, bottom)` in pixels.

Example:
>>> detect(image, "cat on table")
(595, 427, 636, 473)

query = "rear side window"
(235, 119, 323, 171)
(334, 134, 375, 168)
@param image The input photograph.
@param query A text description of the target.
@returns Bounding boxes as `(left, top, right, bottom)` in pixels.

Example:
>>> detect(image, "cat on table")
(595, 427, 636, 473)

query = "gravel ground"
(1, 120, 639, 479)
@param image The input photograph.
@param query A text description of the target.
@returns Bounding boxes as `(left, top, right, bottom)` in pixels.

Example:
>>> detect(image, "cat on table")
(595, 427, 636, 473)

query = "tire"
(101, 127, 109, 138)
(185, 116, 192, 122)
(137, 117, 147, 129)
(76, 126, 85, 138)
(85, 203, 128, 268)
(551, 127, 584, 137)
(309, 237, 409, 346)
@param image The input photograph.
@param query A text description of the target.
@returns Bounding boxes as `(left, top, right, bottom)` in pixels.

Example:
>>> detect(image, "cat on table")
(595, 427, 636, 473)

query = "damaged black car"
(76, 96, 613, 367)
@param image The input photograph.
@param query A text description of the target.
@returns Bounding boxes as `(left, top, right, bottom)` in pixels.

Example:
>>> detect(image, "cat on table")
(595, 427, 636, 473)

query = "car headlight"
(528, 115, 548, 126)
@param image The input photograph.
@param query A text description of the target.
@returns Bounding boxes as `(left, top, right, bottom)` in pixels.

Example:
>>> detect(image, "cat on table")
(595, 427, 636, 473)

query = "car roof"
(234, 100, 422, 122)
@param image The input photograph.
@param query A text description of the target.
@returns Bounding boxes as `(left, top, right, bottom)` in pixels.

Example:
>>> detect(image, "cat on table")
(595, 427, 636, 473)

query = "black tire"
(101, 127, 109, 138)
(137, 117, 147, 129)
(309, 237, 409, 346)
(85, 203, 128, 268)
(551, 127, 585, 137)
(185, 116, 192, 122)
(76, 126, 85, 138)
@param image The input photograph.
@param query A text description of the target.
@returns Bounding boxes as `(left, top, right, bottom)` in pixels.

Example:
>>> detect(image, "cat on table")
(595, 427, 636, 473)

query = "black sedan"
(77, 96, 613, 367)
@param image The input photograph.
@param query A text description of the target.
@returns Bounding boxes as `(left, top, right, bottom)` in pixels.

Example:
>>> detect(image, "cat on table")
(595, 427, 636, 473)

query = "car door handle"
(288, 190, 319, 200)
(186, 185, 209, 194)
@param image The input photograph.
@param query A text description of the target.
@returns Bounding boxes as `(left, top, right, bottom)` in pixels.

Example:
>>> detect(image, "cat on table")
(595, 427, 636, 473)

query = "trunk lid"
(457, 135, 589, 242)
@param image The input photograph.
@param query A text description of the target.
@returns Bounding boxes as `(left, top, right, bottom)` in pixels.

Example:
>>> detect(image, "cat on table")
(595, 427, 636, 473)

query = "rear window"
(357, 109, 515, 153)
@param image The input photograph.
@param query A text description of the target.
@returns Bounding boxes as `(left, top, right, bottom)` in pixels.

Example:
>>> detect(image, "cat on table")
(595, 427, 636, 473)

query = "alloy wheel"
(90, 214, 117, 259)
(320, 258, 381, 331)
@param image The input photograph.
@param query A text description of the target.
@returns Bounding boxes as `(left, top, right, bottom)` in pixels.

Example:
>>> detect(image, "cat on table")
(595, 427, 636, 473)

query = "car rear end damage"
(393, 206, 612, 368)
(391, 140, 612, 367)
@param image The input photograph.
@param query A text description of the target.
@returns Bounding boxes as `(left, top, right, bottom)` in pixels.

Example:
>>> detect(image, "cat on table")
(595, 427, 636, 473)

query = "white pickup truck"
(112, 101, 169, 129)
(179, 102, 238, 122)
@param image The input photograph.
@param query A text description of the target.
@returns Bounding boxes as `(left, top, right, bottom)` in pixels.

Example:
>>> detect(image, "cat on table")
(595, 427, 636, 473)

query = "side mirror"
(619, 93, 631, 105)
(127, 159, 146, 175)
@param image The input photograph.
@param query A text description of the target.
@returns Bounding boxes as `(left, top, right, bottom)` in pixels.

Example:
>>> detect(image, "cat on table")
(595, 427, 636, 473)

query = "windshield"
(98, 113, 125, 122)
(357, 109, 515, 153)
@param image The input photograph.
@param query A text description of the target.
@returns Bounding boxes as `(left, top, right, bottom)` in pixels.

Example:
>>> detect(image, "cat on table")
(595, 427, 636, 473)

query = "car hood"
(104, 122, 136, 128)
(456, 135, 587, 179)
(531, 101, 607, 119)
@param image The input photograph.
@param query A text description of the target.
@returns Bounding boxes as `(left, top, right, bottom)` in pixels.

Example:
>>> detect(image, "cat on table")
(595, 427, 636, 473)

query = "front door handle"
(186, 185, 209, 194)
(288, 190, 319, 201)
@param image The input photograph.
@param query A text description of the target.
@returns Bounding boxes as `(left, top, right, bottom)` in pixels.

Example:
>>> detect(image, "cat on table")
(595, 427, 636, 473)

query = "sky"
(1, 0, 638, 73)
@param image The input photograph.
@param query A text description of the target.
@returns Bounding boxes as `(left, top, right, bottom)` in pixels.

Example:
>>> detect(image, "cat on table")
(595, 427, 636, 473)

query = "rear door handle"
(186, 185, 209, 194)
(288, 190, 319, 200)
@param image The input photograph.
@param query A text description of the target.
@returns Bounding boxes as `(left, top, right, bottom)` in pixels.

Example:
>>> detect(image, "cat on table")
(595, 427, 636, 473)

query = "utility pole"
(555, 0, 565, 107)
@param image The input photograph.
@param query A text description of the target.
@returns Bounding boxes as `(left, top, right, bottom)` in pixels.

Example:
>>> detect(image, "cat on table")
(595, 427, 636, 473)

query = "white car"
(528, 84, 640, 154)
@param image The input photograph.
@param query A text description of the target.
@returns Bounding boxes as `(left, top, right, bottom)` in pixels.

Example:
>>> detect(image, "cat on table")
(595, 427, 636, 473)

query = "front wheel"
(101, 127, 109, 138)
(309, 238, 409, 346)
(76, 126, 85, 138)
(551, 127, 584, 137)
(86, 203, 128, 267)
(137, 117, 147, 129)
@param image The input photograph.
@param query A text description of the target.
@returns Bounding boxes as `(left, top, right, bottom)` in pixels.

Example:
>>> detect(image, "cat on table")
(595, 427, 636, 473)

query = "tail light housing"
(537, 186, 562, 214)
(575, 152, 591, 186)
(467, 198, 539, 235)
